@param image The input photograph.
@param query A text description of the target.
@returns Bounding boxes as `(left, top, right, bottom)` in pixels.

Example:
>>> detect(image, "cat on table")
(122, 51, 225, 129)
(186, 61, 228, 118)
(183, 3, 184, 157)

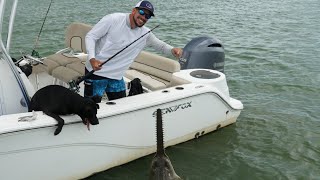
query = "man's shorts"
(84, 78, 126, 98)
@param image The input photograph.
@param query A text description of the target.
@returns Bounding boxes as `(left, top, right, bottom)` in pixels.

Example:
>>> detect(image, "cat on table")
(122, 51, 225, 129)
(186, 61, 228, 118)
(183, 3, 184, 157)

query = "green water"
(7, 0, 320, 179)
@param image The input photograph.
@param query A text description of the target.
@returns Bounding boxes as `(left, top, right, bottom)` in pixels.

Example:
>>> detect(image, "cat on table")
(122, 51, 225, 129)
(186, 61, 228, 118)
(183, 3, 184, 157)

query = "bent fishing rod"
(69, 25, 160, 91)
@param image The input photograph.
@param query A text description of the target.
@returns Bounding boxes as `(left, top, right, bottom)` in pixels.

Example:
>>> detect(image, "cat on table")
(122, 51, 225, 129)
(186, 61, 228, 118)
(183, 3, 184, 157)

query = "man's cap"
(135, 1, 154, 16)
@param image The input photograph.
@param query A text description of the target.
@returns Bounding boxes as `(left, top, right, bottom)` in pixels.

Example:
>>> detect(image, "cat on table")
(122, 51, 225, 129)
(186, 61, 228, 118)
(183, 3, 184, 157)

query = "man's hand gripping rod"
(69, 25, 160, 92)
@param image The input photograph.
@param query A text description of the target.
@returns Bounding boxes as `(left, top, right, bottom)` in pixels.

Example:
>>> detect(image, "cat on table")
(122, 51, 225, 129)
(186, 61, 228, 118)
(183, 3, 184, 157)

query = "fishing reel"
(68, 74, 87, 93)
(68, 79, 81, 93)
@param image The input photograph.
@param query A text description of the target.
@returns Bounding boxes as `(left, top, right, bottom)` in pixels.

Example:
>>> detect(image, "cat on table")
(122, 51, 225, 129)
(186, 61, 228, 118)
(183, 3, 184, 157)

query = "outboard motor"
(179, 36, 225, 72)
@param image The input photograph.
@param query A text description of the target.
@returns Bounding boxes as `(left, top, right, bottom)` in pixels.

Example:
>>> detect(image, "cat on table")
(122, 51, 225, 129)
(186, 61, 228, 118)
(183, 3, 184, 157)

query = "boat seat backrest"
(131, 51, 180, 80)
(65, 23, 93, 53)
(125, 51, 181, 90)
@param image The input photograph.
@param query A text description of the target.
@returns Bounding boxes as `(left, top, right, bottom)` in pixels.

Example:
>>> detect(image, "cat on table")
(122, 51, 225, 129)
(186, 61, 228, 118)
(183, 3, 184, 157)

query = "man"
(84, 0, 183, 102)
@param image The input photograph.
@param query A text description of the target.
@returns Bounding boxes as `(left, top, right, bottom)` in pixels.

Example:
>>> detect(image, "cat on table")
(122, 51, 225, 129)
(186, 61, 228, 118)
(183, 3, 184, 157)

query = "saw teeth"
(156, 109, 165, 153)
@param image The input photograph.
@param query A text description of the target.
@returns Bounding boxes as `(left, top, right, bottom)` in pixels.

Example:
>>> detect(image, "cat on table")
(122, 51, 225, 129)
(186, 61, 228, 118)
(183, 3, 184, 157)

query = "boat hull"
(0, 85, 241, 179)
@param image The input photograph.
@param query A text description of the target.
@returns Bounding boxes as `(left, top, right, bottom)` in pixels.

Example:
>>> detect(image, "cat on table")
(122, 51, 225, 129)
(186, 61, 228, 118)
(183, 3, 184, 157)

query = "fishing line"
(32, 0, 54, 57)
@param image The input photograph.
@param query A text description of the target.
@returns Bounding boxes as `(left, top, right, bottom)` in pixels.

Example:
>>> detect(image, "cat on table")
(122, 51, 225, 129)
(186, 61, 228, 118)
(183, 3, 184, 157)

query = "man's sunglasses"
(138, 9, 151, 19)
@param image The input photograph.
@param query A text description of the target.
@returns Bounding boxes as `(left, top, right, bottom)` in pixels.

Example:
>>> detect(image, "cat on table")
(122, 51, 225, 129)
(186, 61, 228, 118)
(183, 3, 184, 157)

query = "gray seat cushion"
(51, 66, 82, 83)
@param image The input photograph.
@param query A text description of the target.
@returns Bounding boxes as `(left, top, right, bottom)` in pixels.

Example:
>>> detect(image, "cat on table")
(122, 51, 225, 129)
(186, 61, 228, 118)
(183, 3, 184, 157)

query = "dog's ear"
(91, 95, 102, 103)
(84, 98, 99, 110)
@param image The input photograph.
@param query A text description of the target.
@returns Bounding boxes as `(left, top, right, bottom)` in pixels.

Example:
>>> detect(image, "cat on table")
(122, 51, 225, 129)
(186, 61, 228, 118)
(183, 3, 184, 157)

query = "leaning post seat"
(43, 22, 93, 82)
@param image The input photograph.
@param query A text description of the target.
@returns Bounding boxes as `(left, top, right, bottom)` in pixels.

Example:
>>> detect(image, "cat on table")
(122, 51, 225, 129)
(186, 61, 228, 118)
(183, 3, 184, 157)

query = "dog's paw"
(54, 127, 62, 135)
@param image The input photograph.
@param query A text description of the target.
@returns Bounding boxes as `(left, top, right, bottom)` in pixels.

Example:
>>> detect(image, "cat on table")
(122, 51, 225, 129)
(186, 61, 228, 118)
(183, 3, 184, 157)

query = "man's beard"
(134, 17, 145, 27)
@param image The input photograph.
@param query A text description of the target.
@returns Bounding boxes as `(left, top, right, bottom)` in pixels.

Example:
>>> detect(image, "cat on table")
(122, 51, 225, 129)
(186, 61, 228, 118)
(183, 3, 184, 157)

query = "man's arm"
(85, 15, 113, 70)
(85, 15, 114, 60)
(146, 32, 182, 58)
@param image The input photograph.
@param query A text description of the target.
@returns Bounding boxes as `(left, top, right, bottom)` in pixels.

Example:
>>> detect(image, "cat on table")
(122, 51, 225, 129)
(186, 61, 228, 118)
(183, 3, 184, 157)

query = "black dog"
(29, 85, 99, 135)
(128, 78, 143, 96)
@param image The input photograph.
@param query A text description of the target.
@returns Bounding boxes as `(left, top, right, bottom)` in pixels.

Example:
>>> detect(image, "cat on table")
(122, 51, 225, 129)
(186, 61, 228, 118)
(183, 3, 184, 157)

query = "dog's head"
(80, 98, 99, 126)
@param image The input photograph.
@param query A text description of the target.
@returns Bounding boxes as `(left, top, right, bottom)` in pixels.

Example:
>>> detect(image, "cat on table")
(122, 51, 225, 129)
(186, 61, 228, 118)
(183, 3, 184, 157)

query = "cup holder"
(106, 101, 116, 105)
(189, 70, 220, 79)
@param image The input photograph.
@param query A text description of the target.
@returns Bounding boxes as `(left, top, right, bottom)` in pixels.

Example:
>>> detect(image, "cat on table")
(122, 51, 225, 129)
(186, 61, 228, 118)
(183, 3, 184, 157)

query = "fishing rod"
(69, 25, 160, 92)
(31, 0, 54, 57)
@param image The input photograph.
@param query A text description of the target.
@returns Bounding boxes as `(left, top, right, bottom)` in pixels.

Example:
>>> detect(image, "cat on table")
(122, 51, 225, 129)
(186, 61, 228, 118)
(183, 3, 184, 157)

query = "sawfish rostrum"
(149, 109, 182, 180)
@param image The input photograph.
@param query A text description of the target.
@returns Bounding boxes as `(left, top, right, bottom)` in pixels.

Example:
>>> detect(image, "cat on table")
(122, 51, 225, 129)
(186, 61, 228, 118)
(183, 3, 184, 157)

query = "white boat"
(0, 1, 243, 179)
